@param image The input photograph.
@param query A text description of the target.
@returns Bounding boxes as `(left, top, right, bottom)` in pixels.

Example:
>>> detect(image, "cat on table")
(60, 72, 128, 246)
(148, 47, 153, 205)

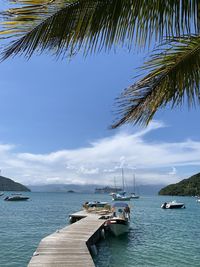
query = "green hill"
(0, 176, 30, 192)
(159, 173, 200, 196)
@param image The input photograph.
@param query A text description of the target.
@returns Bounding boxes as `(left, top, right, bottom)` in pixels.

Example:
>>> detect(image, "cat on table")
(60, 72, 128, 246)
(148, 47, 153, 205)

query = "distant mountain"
(0, 176, 30, 192)
(28, 183, 164, 195)
(159, 173, 200, 196)
(29, 184, 97, 193)
(137, 184, 165, 195)
(95, 186, 122, 194)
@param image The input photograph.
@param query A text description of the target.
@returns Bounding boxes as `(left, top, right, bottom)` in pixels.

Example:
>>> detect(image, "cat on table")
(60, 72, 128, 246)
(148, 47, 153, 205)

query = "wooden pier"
(28, 210, 111, 267)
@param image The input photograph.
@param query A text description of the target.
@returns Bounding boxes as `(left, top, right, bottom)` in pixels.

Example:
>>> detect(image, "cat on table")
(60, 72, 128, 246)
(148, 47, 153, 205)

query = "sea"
(0, 192, 200, 267)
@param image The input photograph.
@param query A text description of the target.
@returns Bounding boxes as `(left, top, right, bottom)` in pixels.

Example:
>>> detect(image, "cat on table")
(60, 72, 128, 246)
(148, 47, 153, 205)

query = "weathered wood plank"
(28, 211, 110, 267)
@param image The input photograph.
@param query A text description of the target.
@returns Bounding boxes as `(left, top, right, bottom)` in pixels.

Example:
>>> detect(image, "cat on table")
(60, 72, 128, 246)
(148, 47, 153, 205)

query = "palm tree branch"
(111, 35, 200, 128)
(0, 0, 200, 59)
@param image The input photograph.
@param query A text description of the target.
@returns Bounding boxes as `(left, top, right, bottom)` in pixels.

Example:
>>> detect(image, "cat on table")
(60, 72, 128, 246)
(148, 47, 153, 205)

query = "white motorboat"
(83, 201, 108, 208)
(130, 193, 139, 199)
(4, 195, 29, 201)
(0, 192, 4, 196)
(197, 199, 200, 203)
(105, 202, 131, 236)
(161, 200, 185, 209)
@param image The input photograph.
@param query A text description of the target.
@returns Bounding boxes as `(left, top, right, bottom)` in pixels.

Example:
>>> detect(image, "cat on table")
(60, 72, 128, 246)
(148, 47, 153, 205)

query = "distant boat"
(130, 193, 139, 199)
(112, 169, 131, 201)
(197, 199, 200, 203)
(130, 174, 140, 199)
(4, 195, 29, 201)
(0, 192, 4, 196)
(83, 201, 108, 208)
(111, 192, 131, 201)
(105, 202, 131, 236)
(161, 200, 185, 209)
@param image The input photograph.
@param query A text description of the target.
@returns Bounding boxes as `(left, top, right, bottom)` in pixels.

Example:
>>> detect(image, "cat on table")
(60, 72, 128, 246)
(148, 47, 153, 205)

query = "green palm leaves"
(0, 0, 200, 126)
(112, 36, 200, 127)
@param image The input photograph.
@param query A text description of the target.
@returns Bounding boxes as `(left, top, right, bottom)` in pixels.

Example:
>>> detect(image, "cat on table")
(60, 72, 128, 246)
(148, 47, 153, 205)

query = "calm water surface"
(0, 192, 199, 267)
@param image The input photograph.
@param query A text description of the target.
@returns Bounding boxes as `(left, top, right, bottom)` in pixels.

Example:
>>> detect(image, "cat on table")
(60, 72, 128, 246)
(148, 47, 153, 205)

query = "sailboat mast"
(114, 177, 116, 190)
(122, 168, 125, 191)
(133, 173, 136, 193)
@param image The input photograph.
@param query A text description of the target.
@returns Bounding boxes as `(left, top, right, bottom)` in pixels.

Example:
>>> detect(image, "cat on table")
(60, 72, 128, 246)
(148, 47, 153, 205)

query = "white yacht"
(105, 202, 131, 236)
(161, 200, 185, 209)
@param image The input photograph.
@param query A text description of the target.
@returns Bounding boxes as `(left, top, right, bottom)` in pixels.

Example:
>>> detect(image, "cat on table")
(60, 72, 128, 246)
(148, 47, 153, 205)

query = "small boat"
(83, 201, 108, 208)
(130, 174, 140, 199)
(0, 192, 4, 196)
(111, 169, 131, 201)
(161, 200, 185, 209)
(105, 202, 131, 236)
(130, 193, 139, 199)
(4, 195, 29, 201)
(112, 192, 131, 201)
(196, 199, 200, 203)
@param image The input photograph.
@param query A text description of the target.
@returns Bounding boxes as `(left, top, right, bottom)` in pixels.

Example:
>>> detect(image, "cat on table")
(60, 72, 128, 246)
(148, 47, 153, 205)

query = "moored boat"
(83, 201, 108, 208)
(130, 193, 139, 199)
(112, 192, 131, 201)
(4, 195, 29, 201)
(131, 174, 140, 199)
(161, 200, 185, 209)
(105, 202, 131, 236)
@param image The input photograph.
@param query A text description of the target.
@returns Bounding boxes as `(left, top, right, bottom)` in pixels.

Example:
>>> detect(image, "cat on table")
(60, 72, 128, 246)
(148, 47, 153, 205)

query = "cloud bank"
(0, 121, 200, 186)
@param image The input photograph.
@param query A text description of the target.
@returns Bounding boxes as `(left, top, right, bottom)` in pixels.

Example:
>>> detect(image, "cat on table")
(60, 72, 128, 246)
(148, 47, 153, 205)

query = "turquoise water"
(0, 193, 200, 267)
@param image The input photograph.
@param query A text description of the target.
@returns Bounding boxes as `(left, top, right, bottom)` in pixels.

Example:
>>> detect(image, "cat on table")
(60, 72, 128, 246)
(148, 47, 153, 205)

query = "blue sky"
(0, 4, 200, 186)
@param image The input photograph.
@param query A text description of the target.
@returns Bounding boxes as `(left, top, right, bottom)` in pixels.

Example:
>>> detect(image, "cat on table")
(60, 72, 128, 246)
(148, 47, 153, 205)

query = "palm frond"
(0, 0, 200, 59)
(111, 35, 200, 128)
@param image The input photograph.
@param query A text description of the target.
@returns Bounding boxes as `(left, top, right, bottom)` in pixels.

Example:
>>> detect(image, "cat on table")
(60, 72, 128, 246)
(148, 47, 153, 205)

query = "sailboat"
(131, 174, 140, 199)
(112, 169, 131, 201)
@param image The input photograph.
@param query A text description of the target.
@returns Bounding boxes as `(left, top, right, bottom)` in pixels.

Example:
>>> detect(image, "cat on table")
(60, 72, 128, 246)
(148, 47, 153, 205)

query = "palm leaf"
(111, 35, 200, 128)
(0, 0, 199, 59)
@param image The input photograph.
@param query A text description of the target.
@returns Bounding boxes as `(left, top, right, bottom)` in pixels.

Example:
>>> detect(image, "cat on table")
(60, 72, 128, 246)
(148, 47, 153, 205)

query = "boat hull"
(166, 204, 185, 209)
(131, 196, 139, 199)
(112, 197, 131, 201)
(107, 219, 129, 236)
(161, 202, 185, 209)
(4, 196, 29, 201)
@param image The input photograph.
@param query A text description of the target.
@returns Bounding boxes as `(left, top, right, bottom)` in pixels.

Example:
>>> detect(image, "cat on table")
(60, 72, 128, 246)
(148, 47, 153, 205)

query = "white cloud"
(0, 120, 200, 186)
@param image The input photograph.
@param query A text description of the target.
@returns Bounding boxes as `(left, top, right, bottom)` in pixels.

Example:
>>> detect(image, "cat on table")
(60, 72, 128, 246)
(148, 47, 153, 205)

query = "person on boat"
(111, 207, 116, 217)
(124, 206, 130, 220)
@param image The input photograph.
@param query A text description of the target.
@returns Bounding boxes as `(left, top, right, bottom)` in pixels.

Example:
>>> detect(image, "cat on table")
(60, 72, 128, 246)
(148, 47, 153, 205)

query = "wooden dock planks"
(28, 213, 108, 267)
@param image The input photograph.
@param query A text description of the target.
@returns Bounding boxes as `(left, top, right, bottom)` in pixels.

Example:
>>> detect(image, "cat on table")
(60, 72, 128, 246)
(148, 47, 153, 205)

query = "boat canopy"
(112, 202, 129, 208)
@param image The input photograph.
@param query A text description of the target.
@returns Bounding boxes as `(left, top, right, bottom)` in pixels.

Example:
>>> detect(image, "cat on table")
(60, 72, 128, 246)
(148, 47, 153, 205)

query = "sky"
(0, 5, 200, 187)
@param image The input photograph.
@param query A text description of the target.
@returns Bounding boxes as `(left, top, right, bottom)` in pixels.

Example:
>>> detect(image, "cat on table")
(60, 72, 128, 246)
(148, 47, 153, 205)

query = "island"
(0, 175, 30, 192)
(159, 172, 200, 196)
(67, 190, 75, 193)
(95, 186, 122, 194)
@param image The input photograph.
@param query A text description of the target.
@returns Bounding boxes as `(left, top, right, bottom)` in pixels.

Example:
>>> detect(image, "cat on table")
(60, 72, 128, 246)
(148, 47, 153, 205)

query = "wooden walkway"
(28, 211, 109, 267)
